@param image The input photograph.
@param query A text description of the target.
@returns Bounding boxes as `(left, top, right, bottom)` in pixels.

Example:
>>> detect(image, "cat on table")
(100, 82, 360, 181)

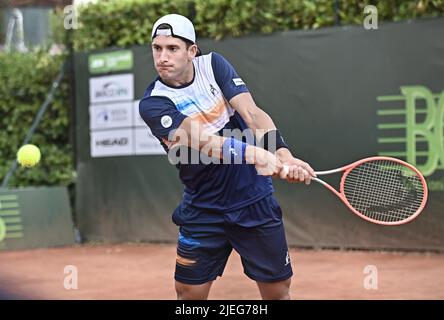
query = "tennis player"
(139, 14, 315, 300)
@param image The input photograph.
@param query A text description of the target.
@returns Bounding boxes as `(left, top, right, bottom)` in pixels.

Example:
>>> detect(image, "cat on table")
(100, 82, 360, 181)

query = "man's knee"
(175, 281, 213, 300)
(256, 278, 291, 300)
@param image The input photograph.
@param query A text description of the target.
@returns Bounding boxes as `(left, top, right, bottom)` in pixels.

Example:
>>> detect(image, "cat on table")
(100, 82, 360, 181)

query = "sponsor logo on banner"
(89, 74, 134, 104)
(134, 127, 166, 155)
(90, 129, 133, 157)
(88, 50, 133, 74)
(377, 85, 444, 191)
(0, 194, 24, 247)
(89, 102, 133, 130)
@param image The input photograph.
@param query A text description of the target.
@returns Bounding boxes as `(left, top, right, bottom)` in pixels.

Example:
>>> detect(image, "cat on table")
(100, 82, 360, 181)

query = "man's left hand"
(275, 149, 316, 185)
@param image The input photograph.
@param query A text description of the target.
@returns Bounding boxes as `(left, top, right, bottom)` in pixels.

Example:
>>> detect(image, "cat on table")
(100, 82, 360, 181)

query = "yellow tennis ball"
(17, 144, 41, 167)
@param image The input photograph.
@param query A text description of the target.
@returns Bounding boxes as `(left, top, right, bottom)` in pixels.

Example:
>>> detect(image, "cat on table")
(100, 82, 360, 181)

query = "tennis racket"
(283, 156, 428, 226)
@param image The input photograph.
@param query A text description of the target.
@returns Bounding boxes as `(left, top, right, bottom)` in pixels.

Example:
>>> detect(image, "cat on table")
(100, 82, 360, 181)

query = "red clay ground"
(0, 243, 443, 299)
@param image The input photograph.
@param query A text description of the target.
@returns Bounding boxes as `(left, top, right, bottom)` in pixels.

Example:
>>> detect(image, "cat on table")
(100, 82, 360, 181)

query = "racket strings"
(343, 160, 424, 222)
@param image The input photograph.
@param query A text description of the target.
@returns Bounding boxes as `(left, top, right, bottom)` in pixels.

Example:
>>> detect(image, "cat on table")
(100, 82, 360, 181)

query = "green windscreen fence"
(74, 18, 444, 251)
(0, 187, 75, 250)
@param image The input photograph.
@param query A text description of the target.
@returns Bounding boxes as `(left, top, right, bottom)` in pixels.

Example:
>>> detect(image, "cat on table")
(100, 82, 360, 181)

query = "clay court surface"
(0, 243, 443, 300)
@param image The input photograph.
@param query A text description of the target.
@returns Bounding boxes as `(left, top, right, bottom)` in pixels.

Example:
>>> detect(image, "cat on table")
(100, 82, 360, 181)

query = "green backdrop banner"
(74, 18, 444, 250)
(0, 187, 75, 250)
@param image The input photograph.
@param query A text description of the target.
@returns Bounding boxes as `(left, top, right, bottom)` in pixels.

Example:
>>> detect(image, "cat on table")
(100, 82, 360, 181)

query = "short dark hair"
(183, 39, 194, 49)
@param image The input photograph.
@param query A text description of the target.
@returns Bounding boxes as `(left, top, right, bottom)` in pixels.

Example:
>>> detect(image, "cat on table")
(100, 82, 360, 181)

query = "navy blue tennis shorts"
(172, 195, 293, 285)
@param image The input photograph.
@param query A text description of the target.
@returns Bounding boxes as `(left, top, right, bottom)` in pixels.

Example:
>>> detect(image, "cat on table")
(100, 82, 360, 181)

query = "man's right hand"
(245, 145, 283, 176)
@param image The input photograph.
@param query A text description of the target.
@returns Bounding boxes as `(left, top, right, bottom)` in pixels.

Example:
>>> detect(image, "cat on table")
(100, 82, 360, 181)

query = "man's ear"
(188, 44, 198, 59)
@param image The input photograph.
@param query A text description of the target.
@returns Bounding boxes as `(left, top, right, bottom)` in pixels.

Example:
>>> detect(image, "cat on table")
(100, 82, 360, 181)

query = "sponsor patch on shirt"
(161, 115, 172, 128)
(232, 78, 245, 86)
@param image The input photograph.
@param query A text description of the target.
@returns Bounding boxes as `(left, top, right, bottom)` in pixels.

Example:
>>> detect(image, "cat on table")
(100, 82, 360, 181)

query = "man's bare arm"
(229, 92, 315, 182)
(169, 117, 282, 176)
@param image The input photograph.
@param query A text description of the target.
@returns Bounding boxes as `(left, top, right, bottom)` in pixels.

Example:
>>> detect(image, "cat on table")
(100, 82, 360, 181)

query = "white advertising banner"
(89, 74, 134, 104)
(88, 74, 166, 158)
(134, 127, 166, 155)
(89, 102, 133, 130)
(90, 129, 133, 157)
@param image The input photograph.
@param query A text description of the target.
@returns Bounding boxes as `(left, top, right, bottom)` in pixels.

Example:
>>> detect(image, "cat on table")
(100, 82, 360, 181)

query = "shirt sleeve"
(139, 96, 187, 140)
(211, 52, 249, 101)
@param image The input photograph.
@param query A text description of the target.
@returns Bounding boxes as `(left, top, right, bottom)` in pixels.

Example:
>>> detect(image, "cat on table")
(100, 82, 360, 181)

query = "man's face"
(151, 36, 196, 81)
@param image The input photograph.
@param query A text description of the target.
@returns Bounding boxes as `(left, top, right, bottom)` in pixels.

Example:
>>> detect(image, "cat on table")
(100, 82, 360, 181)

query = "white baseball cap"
(151, 14, 196, 44)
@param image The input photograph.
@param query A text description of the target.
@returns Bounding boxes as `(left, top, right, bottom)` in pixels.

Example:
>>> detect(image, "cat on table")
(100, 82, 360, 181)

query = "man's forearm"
(191, 128, 272, 166)
(244, 107, 277, 141)
(172, 118, 261, 165)
(229, 92, 277, 142)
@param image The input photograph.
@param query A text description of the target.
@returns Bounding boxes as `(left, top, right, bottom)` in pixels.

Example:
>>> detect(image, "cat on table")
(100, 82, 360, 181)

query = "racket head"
(339, 156, 428, 226)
